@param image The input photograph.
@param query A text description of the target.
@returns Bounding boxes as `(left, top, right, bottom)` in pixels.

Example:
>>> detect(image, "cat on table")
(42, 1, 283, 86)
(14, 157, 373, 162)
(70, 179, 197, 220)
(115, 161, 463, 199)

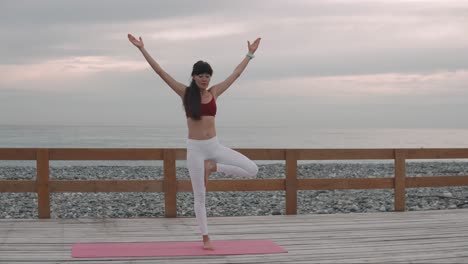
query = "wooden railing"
(1, 148, 468, 219)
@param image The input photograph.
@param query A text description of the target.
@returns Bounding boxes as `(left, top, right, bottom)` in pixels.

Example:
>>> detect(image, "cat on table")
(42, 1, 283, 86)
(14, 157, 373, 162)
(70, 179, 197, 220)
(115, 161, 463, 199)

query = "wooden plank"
(174, 148, 187, 160)
(177, 179, 285, 192)
(406, 175, 468, 188)
(0, 148, 36, 160)
(234, 149, 286, 160)
(1, 209, 467, 263)
(298, 178, 394, 190)
(175, 149, 286, 160)
(394, 149, 407, 212)
(406, 148, 468, 159)
(297, 149, 395, 160)
(49, 180, 164, 192)
(44, 148, 288, 161)
(48, 148, 164, 160)
(2, 148, 468, 161)
(0, 180, 36, 192)
(164, 149, 177, 218)
(285, 150, 298, 215)
(36, 149, 50, 219)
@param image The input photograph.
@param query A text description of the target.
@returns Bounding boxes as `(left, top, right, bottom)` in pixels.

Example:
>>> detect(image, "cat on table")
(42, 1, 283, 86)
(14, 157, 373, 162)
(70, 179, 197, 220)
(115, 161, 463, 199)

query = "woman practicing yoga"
(128, 34, 261, 250)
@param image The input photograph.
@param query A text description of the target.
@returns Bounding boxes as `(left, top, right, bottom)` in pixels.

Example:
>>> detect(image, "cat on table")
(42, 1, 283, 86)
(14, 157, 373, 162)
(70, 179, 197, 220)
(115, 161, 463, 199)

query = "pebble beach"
(1, 161, 468, 219)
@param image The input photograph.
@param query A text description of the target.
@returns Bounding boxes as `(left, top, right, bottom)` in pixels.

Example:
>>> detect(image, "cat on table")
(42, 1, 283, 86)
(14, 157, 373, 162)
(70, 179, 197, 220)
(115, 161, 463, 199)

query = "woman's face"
(193, 73, 211, 90)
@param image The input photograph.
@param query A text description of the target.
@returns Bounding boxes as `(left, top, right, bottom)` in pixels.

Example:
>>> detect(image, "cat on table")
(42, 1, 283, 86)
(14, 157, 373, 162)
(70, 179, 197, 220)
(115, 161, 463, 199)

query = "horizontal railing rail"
(1, 148, 468, 218)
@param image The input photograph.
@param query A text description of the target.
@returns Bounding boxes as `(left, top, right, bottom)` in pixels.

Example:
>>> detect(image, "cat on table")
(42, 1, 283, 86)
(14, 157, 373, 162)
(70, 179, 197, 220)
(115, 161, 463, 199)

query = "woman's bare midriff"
(186, 116, 217, 140)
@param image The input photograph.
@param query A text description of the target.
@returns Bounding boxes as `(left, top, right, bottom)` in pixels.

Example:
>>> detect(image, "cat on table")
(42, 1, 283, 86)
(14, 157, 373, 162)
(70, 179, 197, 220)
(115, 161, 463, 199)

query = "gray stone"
(1, 162, 468, 218)
(442, 191, 453, 198)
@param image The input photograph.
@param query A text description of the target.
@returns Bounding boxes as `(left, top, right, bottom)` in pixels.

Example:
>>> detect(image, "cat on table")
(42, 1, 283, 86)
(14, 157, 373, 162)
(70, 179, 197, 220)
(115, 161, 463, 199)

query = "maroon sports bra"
(185, 92, 217, 118)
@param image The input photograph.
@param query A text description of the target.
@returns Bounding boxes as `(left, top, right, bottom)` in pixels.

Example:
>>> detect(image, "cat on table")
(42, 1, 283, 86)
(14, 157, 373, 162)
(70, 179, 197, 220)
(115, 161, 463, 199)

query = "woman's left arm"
(210, 38, 261, 98)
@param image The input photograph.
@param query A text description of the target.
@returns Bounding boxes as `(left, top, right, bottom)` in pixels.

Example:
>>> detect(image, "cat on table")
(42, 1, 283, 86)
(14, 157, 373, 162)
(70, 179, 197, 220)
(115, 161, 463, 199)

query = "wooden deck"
(1, 209, 467, 263)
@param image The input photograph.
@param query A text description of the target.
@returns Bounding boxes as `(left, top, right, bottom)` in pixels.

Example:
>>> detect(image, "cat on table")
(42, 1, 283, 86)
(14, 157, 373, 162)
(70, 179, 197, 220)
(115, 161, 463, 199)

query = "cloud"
(147, 23, 247, 41)
(0, 56, 147, 89)
(243, 69, 468, 104)
(1, 0, 468, 129)
(2, 1, 467, 70)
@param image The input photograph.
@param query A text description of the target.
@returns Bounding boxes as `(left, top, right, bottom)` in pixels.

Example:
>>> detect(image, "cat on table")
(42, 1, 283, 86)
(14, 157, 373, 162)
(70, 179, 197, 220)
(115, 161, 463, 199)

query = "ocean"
(1, 124, 467, 166)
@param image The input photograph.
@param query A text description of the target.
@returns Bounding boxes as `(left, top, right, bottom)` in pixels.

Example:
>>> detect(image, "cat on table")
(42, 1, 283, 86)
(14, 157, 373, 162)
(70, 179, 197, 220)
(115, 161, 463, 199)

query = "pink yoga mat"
(72, 239, 287, 258)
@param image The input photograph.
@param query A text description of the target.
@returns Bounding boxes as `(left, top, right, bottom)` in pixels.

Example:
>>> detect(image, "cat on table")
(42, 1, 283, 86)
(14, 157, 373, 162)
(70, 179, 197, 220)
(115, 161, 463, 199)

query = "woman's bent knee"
(248, 162, 259, 177)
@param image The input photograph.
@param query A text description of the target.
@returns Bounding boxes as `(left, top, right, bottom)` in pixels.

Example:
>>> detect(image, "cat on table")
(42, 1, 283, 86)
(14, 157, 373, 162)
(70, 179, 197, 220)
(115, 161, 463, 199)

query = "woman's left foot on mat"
(203, 236, 214, 250)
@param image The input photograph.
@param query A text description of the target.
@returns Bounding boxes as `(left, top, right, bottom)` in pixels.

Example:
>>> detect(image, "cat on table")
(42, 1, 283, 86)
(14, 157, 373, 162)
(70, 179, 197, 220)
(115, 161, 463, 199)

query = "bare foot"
(203, 240, 214, 250)
(203, 235, 214, 250)
(204, 160, 216, 187)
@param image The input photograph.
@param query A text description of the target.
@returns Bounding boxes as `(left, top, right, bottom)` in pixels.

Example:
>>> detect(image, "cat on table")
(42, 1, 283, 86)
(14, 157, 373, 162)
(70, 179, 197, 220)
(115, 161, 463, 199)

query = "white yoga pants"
(186, 136, 259, 235)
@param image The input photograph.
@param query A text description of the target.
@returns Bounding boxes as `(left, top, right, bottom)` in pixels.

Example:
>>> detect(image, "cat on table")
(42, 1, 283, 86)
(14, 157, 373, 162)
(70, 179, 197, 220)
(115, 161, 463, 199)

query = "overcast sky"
(1, 0, 467, 129)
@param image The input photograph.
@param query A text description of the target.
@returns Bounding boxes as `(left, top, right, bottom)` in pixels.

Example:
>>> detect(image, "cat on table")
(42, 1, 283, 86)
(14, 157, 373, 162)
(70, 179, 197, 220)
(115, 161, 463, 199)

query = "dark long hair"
(183, 61, 213, 120)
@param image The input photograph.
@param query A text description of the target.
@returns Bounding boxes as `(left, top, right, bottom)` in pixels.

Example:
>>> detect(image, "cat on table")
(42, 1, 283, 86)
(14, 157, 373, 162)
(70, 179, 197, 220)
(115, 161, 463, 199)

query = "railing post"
(36, 149, 50, 218)
(394, 149, 407, 212)
(285, 150, 298, 215)
(164, 149, 177, 218)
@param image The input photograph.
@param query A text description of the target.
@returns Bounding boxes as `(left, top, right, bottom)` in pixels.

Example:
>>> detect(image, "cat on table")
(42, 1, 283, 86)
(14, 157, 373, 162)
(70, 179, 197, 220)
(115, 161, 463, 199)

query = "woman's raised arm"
(128, 34, 186, 98)
(210, 37, 261, 98)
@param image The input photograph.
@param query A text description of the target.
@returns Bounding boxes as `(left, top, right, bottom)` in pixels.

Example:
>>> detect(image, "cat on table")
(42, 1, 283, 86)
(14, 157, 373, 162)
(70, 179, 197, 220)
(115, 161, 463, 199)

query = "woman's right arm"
(128, 34, 186, 98)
